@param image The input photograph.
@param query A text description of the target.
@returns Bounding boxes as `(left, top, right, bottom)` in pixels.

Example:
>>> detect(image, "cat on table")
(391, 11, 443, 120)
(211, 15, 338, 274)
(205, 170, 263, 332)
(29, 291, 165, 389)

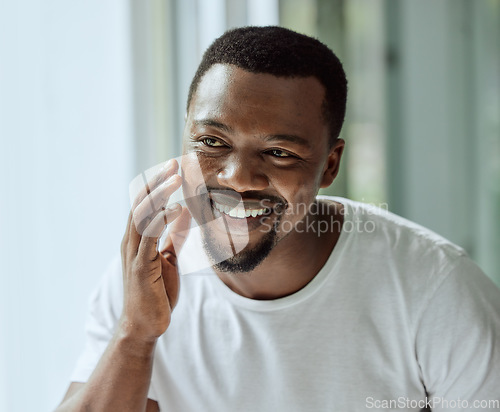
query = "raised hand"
(119, 159, 190, 342)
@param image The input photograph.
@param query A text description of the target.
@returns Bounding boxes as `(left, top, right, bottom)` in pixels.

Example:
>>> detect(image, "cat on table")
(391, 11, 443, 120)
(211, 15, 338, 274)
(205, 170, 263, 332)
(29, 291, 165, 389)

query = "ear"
(320, 138, 345, 188)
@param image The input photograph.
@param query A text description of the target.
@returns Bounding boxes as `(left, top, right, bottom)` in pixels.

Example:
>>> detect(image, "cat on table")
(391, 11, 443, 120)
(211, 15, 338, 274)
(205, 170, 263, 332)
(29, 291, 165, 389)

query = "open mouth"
(208, 191, 275, 220)
(212, 200, 271, 219)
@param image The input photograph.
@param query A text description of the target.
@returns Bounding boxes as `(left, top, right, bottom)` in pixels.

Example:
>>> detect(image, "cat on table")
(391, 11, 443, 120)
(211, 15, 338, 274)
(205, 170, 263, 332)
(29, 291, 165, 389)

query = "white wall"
(0, 1, 133, 411)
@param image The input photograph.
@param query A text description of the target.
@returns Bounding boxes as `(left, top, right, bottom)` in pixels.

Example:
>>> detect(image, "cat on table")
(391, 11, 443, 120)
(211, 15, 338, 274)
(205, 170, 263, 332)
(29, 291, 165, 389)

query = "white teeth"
(213, 201, 268, 219)
(227, 208, 242, 218)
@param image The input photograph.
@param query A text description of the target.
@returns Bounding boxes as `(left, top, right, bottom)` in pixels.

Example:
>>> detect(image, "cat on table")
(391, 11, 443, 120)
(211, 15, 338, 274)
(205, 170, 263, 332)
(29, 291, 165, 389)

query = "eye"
(268, 149, 293, 158)
(202, 137, 226, 147)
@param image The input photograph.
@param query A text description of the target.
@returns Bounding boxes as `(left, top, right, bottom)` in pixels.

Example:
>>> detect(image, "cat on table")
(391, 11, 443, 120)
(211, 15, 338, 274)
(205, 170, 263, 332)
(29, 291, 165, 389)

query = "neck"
(215, 200, 344, 300)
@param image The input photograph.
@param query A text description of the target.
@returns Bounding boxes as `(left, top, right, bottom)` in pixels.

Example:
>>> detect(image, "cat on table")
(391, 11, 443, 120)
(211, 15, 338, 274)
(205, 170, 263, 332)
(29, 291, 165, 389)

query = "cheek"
(196, 155, 221, 176)
(274, 173, 320, 219)
(179, 154, 214, 210)
(182, 153, 220, 192)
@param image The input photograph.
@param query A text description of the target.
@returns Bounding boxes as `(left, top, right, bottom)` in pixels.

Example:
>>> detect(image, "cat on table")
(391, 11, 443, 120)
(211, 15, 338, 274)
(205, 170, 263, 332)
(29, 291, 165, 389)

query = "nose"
(216, 156, 269, 192)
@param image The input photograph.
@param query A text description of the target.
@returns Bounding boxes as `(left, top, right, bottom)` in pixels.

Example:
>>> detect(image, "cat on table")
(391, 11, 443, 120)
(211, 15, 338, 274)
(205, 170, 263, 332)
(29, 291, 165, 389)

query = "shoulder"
(319, 195, 467, 260)
(317, 196, 478, 305)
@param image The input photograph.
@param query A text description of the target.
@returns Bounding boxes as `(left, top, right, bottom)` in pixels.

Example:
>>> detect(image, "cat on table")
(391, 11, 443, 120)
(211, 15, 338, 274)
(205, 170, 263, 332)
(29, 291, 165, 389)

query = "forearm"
(55, 327, 157, 412)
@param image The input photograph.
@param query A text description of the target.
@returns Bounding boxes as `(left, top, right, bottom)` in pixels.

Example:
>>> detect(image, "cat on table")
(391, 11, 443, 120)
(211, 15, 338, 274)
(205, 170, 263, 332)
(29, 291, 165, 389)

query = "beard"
(201, 216, 280, 273)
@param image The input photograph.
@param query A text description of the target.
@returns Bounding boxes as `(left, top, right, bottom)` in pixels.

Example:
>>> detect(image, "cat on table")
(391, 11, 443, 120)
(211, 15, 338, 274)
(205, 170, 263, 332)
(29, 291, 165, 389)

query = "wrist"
(116, 317, 159, 357)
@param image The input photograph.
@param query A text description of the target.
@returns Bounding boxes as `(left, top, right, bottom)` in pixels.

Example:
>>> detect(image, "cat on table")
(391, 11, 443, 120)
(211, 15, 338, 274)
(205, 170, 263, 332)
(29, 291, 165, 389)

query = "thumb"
(160, 207, 191, 311)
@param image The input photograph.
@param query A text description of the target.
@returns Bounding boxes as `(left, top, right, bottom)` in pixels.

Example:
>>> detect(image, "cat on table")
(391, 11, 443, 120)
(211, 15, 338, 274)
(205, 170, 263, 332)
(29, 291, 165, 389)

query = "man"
(57, 26, 500, 411)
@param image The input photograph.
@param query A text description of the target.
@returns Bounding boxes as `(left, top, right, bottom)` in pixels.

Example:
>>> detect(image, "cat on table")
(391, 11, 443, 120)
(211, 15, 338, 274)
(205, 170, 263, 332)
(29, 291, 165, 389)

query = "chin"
(203, 223, 278, 274)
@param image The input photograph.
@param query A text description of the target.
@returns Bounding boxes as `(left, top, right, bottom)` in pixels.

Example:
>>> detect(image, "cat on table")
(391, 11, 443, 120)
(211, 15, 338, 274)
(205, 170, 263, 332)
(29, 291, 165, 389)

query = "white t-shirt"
(71, 197, 500, 411)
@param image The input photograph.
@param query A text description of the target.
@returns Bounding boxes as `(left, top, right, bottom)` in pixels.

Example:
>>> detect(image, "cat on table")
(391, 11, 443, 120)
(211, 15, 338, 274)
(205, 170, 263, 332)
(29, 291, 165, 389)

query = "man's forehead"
(193, 64, 234, 99)
(194, 63, 325, 99)
(189, 64, 327, 117)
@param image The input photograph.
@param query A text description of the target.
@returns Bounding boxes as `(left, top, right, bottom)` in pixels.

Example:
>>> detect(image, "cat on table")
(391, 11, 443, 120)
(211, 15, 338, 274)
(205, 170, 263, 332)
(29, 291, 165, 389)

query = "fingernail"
(165, 158, 175, 168)
(166, 203, 181, 212)
(160, 159, 175, 172)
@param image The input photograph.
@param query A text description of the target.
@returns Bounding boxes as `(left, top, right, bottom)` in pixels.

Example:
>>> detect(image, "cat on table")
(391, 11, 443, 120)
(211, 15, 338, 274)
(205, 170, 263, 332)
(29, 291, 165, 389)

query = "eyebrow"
(193, 118, 311, 148)
(193, 119, 233, 134)
(263, 134, 311, 148)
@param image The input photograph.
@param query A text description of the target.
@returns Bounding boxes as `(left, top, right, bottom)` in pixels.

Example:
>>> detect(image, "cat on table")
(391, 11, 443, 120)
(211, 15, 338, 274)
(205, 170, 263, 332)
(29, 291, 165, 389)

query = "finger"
(137, 203, 182, 261)
(125, 160, 180, 259)
(131, 159, 179, 211)
(160, 208, 191, 310)
(161, 255, 180, 310)
(133, 174, 182, 233)
(160, 207, 192, 259)
(121, 209, 135, 256)
(141, 203, 183, 239)
(125, 207, 145, 256)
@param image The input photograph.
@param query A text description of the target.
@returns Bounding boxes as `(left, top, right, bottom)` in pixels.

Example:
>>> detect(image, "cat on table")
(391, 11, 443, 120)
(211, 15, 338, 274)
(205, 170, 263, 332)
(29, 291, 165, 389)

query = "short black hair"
(187, 26, 348, 144)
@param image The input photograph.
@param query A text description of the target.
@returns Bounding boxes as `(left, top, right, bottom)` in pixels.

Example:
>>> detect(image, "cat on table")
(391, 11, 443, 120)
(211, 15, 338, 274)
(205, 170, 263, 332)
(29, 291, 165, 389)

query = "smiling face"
(182, 64, 344, 273)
